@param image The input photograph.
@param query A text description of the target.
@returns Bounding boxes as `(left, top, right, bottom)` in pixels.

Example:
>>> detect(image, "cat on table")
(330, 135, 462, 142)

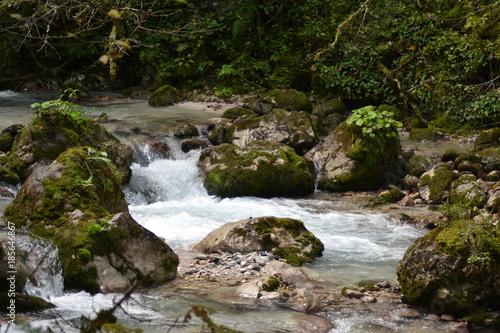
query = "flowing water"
(0, 91, 454, 332)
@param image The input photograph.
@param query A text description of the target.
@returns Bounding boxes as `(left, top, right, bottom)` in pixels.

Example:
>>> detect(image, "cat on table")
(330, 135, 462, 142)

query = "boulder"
(369, 188, 405, 206)
(318, 113, 345, 134)
(449, 174, 487, 208)
(226, 109, 319, 155)
(312, 98, 346, 119)
(405, 155, 430, 177)
(3, 110, 131, 184)
(397, 218, 500, 316)
(305, 122, 401, 192)
(204, 118, 233, 145)
(198, 141, 315, 198)
(193, 216, 323, 266)
(477, 147, 500, 172)
(265, 89, 313, 113)
(181, 138, 208, 153)
(0, 165, 20, 185)
(148, 85, 182, 107)
(417, 168, 455, 203)
(4, 147, 178, 293)
(474, 127, 500, 151)
(173, 124, 199, 138)
(442, 148, 461, 163)
(485, 190, 500, 213)
(221, 107, 258, 119)
(0, 124, 23, 153)
(409, 128, 440, 141)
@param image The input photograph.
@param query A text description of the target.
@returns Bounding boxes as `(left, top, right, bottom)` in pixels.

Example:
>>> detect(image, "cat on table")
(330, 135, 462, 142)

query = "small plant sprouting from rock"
(30, 88, 96, 124)
(346, 105, 402, 139)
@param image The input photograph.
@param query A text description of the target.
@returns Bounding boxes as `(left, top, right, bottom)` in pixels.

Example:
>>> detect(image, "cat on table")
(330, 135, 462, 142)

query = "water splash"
(125, 138, 209, 205)
(17, 237, 64, 300)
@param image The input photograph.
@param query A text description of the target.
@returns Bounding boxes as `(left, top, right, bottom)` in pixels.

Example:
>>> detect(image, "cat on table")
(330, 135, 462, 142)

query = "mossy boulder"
(0, 124, 23, 153)
(312, 98, 346, 119)
(148, 85, 182, 107)
(409, 128, 439, 141)
(226, 108, 319, 155)
(194, 216, 324, 267)
(319, 113, 346, 133)
(180, 138, 208, 153)
(405, 155, 430, 177)
(369, 188, 405, 206)
(4, 147, 178, 293)
(4, 112, 131, 184)
(305, 122, 401, 192)
(264, 89, 313, 113)
(477, 147, 500, 172)
(0, 165, 20, 185)
(173, 124, 199, 138)
(397, 218, 500, 316)
(417, 168, 456, 203)
(442, 148, 461, 163)
(449, 174, 487, 208)
(205, 118, 233, 145)
(221, 107, 258, 119)
(474, 127, 500, 152)
(198, 141, 315, 198)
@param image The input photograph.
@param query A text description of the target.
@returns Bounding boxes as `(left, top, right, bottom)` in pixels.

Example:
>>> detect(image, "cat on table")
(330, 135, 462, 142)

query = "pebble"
(178, 251, 280, 282)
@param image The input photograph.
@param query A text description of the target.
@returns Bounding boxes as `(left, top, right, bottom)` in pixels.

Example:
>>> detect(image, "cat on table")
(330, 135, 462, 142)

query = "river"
(0, 91, 455, 332)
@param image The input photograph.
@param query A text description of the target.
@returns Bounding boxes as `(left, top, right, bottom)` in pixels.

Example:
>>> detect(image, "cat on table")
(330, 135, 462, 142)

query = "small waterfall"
(17, 236, 64, 300)
(125, 137, 210, 205)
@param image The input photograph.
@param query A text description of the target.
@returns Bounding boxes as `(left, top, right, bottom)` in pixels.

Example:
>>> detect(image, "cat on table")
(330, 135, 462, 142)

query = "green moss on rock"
(221, 107, 258, 119)
(148, 85, 182, 107)
(409, 128, 439, 141)
(449, 174, 487, 208)
(418, 169, 455, 203)
(474, 127, 500, 152)
(265, 89, 313, 113)
(405, 155, 430, 177)
(369, 188, 405, 206)
(199, 142, 315, 198)
(397, 217, 500, 316)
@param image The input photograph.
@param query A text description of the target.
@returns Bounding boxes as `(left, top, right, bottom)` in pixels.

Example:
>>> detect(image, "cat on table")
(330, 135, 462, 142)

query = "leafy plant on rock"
(346, 105, 402, 139)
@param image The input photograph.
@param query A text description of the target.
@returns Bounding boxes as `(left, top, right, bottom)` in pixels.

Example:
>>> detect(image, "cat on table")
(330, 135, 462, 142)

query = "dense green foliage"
(1, 0, 499, 128)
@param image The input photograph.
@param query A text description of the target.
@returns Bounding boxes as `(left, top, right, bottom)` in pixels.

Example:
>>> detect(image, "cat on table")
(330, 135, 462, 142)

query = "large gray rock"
(198, 141, 315, 198)
(226, 109, 319, 155)
(193, 216, 324, 266)
(449, 174, 487, 208)
(4, 147, 178, 293)
(397, 220, 500, 316)
(305, 122, 401, 192)
(417, 168, 456, 203)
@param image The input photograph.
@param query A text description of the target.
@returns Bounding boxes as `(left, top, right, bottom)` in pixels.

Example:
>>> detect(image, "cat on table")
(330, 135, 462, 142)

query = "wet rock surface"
(148, 249, 459, 332)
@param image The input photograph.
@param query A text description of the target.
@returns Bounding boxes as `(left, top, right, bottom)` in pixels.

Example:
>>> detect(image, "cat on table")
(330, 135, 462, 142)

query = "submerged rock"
(198, 141, 315, 198)
(4, 147, 178, 293)
(193, 216, 324, 266)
